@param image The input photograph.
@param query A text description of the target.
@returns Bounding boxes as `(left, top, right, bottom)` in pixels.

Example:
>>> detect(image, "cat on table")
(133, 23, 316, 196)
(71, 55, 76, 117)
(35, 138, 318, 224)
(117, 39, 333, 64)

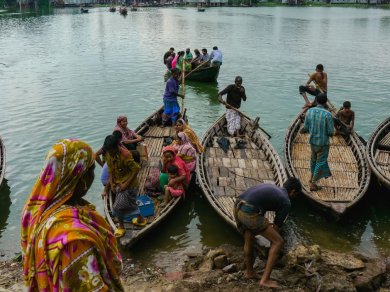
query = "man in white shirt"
(210, 46, 222, 66)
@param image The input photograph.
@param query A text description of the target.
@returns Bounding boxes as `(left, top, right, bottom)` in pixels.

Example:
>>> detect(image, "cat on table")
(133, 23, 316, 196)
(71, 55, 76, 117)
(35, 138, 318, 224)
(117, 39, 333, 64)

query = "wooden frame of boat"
(366, 117, 390, 189)
(185, 65, 220, 82)
(103, 107, 185, 248)
(284, 102, 371, 219)
(196, 113, 287, 240)
(0, 136, 5, 187)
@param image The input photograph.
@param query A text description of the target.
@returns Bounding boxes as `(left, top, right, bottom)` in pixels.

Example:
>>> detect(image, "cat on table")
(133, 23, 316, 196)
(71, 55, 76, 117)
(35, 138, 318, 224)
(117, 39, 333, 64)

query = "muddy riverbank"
(1, 244, 389, 291)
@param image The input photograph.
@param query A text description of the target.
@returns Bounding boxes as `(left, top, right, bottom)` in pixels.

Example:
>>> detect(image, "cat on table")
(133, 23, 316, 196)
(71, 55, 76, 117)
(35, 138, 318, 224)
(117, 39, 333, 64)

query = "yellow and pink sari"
(21, 139, 124, 291)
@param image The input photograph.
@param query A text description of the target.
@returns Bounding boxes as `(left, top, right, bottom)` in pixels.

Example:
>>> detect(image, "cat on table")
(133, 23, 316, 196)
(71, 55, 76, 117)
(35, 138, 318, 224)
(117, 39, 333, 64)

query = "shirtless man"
(299, 64, 327, 108)
(334, 101, 355, 135)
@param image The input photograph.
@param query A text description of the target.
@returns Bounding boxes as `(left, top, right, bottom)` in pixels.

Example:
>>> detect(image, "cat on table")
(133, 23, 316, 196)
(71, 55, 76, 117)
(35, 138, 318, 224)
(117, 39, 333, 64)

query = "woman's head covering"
(162, 145, 176, 156)
(176, 119, 204, 153)
(21, 139, 122, 290)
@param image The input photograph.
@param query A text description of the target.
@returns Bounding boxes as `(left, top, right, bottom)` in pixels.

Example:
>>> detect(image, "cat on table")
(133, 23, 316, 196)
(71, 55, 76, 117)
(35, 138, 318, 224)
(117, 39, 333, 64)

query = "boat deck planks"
(197, 113, 287, 239)
(284, 102, 371, 218)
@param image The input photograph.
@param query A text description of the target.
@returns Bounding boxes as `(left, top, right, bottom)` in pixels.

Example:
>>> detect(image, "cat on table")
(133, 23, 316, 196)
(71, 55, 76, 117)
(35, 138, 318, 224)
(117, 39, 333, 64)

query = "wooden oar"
(218, 96, 272, 139)
(184, 60, 210, 79)
(181, 60, 185, 114)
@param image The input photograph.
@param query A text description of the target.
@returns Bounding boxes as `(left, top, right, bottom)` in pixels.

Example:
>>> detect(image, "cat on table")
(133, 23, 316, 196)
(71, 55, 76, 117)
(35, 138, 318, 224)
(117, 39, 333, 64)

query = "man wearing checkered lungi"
(218, 76, 247, 137)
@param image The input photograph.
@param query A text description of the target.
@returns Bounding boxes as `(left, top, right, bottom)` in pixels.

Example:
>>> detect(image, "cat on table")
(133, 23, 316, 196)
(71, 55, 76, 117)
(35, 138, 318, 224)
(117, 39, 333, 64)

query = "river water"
(1, 7, 389, 269)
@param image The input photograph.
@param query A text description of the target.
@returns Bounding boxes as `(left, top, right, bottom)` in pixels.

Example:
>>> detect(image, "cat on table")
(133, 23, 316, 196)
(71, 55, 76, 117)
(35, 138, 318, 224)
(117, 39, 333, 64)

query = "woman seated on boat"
(191, 49, 202, 69)
(95, 130, 131, 186)
(166, 52, 175, 71)
(21, 139, 123, 291)
(163, 164, 185, 205)
(102, 135, 146, 237)
(176, 51, 191, 72)
(174, 118, 204, 153)
(159, 146, 190, 195)
(172, 132, 197, 172)
(114, 115, 143, 163)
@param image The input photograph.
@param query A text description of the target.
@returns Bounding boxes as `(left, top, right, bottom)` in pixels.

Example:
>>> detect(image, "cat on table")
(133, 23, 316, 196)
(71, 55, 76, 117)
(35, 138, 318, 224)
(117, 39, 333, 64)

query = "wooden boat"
(80, 7, 88, 13)
(119, 6, 127, 15)
(104, 107, 188, 248)
(367, 117, 390, 189)
(185, 65, 219, 82)
(109, 6, 116, 12)
(0, 136, 5, 187)
(196, 113, 287, 242)
(284, 102, 371, 219)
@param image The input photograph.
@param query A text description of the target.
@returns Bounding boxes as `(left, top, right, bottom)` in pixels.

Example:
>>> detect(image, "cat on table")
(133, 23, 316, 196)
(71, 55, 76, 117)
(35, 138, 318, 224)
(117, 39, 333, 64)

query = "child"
(163, 164, 185, 205)
(335, 101, 355, 136)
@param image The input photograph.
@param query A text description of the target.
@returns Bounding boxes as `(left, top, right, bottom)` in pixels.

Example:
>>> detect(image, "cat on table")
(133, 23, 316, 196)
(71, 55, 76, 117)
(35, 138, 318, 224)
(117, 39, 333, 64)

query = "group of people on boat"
(163, 46, 223, 73)
(19, 56, 359, 290)
(297, 65, 355, 192)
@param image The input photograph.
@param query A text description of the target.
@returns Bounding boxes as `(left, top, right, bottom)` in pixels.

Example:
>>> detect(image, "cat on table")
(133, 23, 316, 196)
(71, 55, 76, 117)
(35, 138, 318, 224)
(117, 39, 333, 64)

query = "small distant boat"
(80, 7, 88, 13)
(119, 6, 128, 15)
(0, 136, 5, 187)
(109, 6, 116, 12)
(104, 107, 193, 248)
(197, 1, 205, 11)
(284, 100, 371, 219)
(367, 117, 390, 189)
(196, 113, 286, 246)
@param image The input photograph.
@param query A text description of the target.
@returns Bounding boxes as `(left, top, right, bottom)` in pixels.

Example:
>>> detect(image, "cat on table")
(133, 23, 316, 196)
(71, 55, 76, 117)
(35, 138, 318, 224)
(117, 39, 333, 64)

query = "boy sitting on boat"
(163, 164, 185, 206)
(334, 101, 355, 136)
(299, 64, 327, 108)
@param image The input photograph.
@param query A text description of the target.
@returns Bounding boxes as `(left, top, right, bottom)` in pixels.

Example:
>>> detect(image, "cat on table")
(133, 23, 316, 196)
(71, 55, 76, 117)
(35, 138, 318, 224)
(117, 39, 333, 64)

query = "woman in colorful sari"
(159, 146, 190, 193)
(21, 139, 124, 291)
(174, 118, 204, 153)
(173, 132, 197, 173)
(102, 135, 145, 237)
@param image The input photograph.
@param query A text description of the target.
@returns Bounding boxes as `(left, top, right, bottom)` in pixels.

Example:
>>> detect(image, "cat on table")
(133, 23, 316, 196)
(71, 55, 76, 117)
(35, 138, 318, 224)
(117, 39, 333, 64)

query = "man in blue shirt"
(303, 94, 334, 191)
(209, 46, 222, 66)
(162, 68, 184, 126)
(233, 178, 302, 288)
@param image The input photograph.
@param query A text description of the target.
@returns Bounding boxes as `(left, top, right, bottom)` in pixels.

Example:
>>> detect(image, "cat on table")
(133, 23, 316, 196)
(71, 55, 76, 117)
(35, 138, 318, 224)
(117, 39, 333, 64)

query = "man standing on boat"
(299, 64, 327, 108)
(218, 76, 246, 137)
(210, 46, 222, 67)
(303, 94, 334, 191)
(163, 47, 175, 65)
(233, 178, 302, 288)
(162, 68, 185, 127)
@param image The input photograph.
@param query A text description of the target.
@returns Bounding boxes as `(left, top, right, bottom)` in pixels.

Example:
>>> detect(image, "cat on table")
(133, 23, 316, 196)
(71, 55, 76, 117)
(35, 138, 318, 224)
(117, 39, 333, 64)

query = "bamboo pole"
(181, 60, 185, 115)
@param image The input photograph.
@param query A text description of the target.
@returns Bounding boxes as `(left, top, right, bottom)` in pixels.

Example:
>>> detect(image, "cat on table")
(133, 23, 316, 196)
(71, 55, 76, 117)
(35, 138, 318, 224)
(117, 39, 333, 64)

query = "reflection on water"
(1, 7, 390, 261)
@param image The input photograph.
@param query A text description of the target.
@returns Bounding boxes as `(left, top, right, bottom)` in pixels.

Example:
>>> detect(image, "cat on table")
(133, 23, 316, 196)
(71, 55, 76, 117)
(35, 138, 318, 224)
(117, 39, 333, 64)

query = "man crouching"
(233, 178, 302, 288)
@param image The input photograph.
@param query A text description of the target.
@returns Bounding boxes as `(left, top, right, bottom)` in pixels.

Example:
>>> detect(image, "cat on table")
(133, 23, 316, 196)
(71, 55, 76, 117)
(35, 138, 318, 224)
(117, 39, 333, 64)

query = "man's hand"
(119, 183, 127, 192)
(101, 191, 108, 199)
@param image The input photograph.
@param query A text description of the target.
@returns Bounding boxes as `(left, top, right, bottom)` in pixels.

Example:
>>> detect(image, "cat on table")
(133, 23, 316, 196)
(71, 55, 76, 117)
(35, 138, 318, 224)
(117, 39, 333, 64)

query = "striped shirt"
(303, 105, 334, 146)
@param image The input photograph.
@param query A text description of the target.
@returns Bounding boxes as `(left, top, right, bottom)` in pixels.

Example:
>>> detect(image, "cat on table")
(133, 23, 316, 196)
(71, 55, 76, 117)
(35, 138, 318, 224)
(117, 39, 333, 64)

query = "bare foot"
(244, 271, 260, 279)
(259, 279, 280, 288)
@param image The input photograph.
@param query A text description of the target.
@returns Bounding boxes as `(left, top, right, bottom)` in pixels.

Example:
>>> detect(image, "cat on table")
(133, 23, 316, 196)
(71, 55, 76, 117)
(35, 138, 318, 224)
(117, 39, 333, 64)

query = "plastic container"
(136, 195, 154, 217)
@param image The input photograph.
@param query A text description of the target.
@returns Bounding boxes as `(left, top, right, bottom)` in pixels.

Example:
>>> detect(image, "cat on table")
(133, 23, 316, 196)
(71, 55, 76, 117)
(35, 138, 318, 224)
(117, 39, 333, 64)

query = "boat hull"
(0, 136, 5, 187)
(367, 117, 390, 189)
(103, 107, 189, 248)
(283, 102, 371, 220)
(196, 114, 287, 246)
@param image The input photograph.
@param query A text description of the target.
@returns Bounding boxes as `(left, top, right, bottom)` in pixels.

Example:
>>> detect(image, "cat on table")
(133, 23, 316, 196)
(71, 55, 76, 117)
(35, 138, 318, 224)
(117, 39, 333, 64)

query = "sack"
(136, 143, 148, 161)
(113, 187, 137, 212)
(144, 167, 161, 193)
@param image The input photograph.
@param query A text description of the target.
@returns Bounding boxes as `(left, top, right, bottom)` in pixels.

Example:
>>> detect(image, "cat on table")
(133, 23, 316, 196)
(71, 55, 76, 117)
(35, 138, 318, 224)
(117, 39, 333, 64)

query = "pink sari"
(162, 146, 190, 185)
(113, 115, 136, 142)
(176, 132, 196, 172)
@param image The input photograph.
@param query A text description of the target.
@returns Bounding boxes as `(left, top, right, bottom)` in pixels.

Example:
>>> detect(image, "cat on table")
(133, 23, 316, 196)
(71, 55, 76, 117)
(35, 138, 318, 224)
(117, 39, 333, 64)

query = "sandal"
(132, 217, 147, 227)
(310, 184, 322, 191)
(114, 228, 126, 238)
